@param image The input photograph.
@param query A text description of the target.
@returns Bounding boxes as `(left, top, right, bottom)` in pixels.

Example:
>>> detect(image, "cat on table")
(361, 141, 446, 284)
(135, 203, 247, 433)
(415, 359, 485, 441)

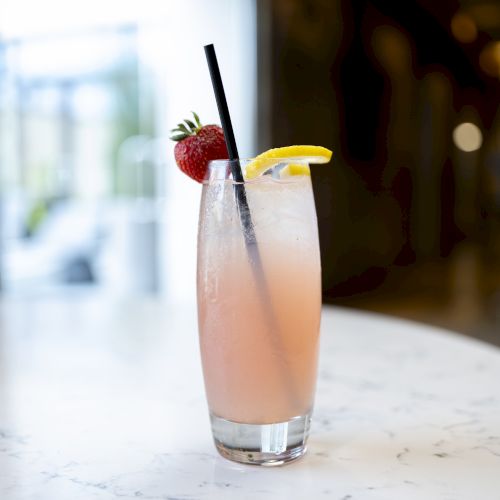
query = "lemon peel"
(245, 146, 332, 179)
(279, 163, 311, 178)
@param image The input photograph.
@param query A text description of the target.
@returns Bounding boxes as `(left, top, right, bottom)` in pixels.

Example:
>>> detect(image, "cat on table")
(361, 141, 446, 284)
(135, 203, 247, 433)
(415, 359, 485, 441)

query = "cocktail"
(170, 44, 332, 465)
(197, 157, 323, 465)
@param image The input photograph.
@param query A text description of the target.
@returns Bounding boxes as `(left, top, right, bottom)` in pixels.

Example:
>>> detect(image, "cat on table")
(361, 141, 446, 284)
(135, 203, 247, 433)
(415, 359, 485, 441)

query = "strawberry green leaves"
(170, 112, 203, 142)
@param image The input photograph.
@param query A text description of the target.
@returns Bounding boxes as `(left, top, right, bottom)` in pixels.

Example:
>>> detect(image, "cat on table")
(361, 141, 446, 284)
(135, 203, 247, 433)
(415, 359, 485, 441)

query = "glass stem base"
(210, 412, 311, 466)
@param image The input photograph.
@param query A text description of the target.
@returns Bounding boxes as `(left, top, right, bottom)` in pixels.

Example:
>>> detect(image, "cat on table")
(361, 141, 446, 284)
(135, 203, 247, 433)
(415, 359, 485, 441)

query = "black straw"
(204, 44, 256, 245)
(203, 44, 299, 406)
(204, 45, 242, 176)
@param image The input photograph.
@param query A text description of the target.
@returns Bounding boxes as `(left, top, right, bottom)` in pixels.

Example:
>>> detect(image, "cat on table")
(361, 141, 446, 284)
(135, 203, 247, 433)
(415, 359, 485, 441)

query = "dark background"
(0, 0, 498, 345)
(257, 0, 500, 344)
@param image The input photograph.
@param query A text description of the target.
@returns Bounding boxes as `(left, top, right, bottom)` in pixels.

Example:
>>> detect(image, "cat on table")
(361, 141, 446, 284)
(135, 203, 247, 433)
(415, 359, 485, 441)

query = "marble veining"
(0, 298, 499, 499)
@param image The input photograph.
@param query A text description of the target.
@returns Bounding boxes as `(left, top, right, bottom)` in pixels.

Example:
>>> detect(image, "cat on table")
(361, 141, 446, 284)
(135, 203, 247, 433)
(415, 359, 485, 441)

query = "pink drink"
(197, 160, 322, 464)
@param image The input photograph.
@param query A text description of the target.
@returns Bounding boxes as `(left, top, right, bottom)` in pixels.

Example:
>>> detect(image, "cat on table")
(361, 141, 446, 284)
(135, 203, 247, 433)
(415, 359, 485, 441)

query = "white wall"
(138, 0, 257, 304)
(0, 0, 257, 303)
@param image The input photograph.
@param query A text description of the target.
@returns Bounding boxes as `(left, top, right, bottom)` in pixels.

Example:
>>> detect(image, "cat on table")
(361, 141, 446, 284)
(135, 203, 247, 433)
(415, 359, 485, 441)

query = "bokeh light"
(479, 41, 500, 78)
(452, 122, 483, 152)
(451, 12, 478, 43)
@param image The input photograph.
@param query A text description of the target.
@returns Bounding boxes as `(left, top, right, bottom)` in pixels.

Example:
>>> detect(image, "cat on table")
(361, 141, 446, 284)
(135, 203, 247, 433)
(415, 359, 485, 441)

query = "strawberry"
(170, 112, 228, 182)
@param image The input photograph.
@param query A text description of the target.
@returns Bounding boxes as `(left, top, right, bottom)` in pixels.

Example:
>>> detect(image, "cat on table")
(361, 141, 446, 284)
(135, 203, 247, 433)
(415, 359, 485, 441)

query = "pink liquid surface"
(197, 178, 321, 424)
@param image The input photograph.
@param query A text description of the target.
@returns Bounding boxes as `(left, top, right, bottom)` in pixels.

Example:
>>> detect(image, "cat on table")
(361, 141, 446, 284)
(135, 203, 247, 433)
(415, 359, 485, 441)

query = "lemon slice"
(280, 163, 311, 178)
(245, 145, 332, 179)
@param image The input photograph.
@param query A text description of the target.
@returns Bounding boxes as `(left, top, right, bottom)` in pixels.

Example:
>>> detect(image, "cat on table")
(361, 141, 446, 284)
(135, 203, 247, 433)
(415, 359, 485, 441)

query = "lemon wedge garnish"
(280, 163, 311, 178)
(245, 145, 332, 179)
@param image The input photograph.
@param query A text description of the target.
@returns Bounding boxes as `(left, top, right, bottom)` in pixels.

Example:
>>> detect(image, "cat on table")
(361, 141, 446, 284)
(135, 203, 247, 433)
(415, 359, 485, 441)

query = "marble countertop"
(0, 296, 499, 499)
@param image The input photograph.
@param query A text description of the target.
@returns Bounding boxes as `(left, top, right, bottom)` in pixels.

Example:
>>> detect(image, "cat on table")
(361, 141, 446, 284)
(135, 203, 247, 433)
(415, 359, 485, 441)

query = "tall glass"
(197, 159, 322, 465)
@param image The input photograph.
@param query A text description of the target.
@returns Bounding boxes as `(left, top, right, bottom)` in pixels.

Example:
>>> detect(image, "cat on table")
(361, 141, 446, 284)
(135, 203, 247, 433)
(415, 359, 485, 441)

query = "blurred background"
(0, 0, 498, 344)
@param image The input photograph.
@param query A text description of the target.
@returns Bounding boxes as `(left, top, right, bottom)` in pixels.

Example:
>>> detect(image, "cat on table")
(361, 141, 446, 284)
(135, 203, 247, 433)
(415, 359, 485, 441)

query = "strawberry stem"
(170, 133, 189, 141)
(192, 111, 201, 128)
(176, 123, 191, 135)
(169, 112, 204, 141)
(184, 119, 196, 131)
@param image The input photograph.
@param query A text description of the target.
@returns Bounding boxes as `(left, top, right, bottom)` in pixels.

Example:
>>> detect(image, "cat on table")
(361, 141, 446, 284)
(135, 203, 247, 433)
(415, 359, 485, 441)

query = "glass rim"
(204, 159, 313, 185)
(207, 158, 310, 167)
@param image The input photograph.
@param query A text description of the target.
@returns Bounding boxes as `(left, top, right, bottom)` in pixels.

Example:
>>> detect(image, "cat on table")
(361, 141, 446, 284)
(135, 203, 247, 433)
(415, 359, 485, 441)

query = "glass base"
(210, 412, 311, 466)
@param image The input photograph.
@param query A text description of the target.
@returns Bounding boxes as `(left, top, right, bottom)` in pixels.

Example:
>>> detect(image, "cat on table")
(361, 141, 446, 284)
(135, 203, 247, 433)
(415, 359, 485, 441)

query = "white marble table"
(0, 296, 499, 500)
